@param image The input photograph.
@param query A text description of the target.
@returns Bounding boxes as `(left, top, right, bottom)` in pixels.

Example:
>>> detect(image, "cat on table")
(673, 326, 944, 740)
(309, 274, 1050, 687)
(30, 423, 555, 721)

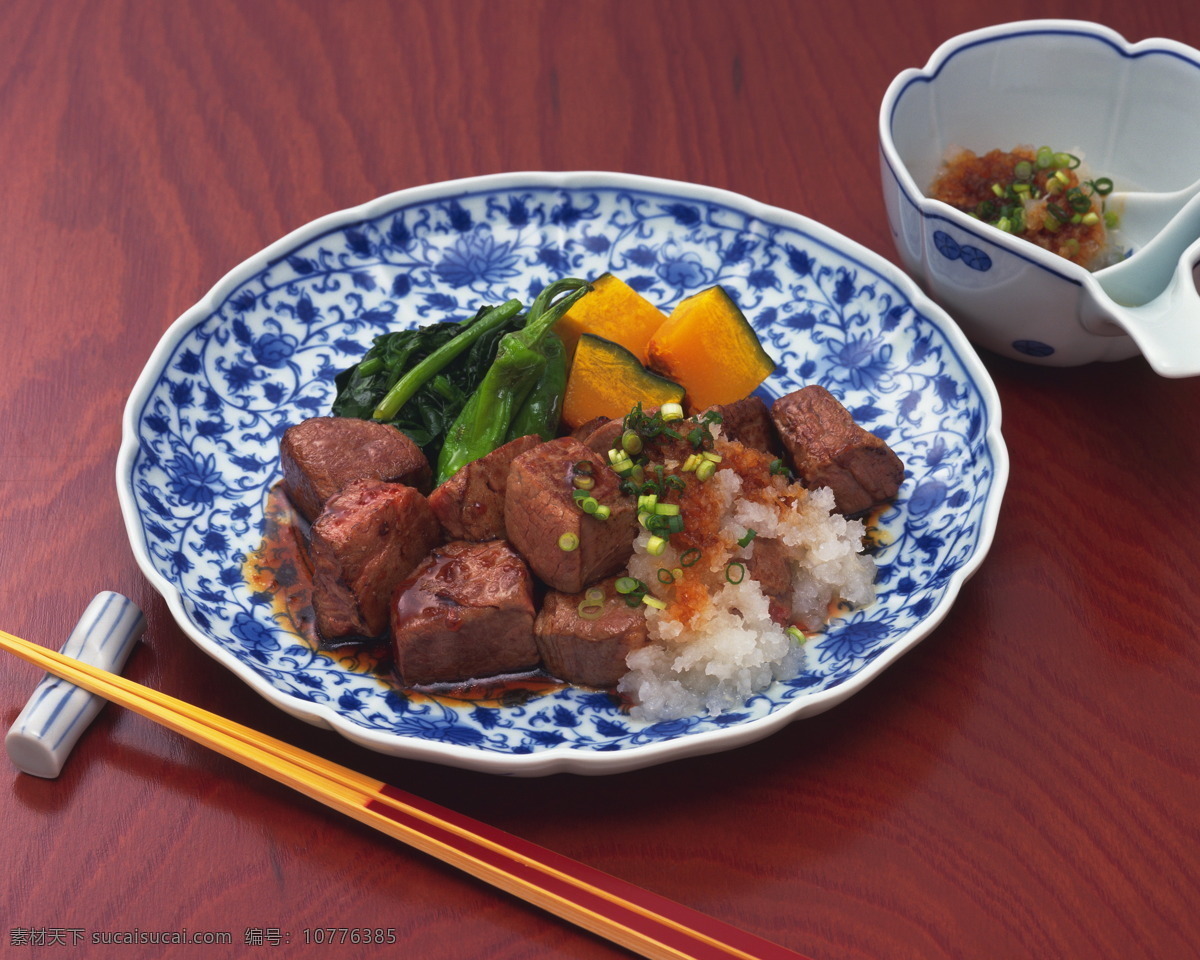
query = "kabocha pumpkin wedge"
(562, 334, 685, 428)
(646, 286, 775, 412)
(555, 273, 667, 363)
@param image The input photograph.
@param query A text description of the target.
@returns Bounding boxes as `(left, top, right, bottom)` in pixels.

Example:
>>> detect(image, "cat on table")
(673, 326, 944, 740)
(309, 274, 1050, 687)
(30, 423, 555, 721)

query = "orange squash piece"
(562, 334, 685, 429)
(555, 273, 667, 363)
(646, 286, 775, 412)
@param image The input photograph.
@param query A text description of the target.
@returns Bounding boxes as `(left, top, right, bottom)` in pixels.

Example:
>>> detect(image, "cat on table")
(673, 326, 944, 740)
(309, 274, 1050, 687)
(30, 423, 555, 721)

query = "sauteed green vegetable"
(330, 278, 590, 481)
(436, 277, 590, 483)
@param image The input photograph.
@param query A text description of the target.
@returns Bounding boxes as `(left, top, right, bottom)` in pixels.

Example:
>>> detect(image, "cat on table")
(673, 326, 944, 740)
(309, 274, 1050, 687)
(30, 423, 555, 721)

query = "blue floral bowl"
(117, 172, 1007, 775)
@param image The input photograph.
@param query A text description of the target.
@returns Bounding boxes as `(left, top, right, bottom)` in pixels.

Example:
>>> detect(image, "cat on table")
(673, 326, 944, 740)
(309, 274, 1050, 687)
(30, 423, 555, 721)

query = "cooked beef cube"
(309, 479, 440, 642)
(281, 416, 432, 522)
(427, 434, 542, 541)
(745, 536, 793, 625)
(390, 539, 538, 685)
(576, 417, 624, 456)
(504, 437, 638, 593)
(705, 396, 782, 456)
(770, 385, 904, 516)
(534, 578, 649, 688)
(570, 416, 610, 441)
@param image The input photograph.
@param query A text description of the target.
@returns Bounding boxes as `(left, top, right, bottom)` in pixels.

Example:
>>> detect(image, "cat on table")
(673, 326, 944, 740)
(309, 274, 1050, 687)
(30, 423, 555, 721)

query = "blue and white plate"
(117, 172, 1007, 776)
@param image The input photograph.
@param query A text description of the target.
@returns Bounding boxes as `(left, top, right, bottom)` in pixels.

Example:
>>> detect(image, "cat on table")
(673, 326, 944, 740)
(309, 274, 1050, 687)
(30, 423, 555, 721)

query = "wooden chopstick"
(1, 628, 812, 960)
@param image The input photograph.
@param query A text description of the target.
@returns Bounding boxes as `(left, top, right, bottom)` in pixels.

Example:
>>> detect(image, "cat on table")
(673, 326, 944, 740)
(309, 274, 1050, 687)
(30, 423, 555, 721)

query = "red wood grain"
(2, 2, 1199, 959)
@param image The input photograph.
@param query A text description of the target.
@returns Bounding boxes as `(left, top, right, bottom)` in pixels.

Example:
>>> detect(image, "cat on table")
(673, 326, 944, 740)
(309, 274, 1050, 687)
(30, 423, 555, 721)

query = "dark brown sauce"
(862, 503, 893, 552)
(243, 483, 570, 708)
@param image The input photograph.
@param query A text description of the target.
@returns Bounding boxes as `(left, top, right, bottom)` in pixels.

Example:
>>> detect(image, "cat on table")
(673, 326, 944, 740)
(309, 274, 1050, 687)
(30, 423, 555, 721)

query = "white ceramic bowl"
(880, 20, 1200, 375)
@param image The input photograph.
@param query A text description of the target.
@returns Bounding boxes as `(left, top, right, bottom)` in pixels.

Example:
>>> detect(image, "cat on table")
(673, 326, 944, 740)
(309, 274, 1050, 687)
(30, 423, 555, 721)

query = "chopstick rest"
(5, 592, 144, 778)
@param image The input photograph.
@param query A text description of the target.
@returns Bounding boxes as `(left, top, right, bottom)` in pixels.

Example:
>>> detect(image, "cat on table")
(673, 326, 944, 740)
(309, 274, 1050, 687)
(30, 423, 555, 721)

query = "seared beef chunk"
(281, 416, 432, 522)
(534, 577, 649, 688)
(770, 385, 903, 516)
(309, 479, 440, 642)
(427, 434, 542, 541)
(705, 396, 782, 456)
(745, 536, 793, 625)
(574, 417, 624, 456)
(504, 437, 638, 593)
(570, 416, 609, 441)
(390, 539, 538, 686)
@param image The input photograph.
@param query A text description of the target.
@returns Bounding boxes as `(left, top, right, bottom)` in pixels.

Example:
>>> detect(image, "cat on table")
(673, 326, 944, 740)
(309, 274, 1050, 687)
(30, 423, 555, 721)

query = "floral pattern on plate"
(118, 173, 1007, 775)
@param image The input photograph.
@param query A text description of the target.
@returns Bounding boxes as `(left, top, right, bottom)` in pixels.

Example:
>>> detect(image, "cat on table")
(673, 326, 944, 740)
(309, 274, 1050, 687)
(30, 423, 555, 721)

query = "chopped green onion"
(1066, 188, 1092, 213)
(655, 514, 684, 535)
(1013, 159, 1033, 180)
(593, 504, 611, 520)
(1104, 210, 1120, 229)
(615, 577, 643, 595)
(577, 600, 605, 620)
(1081, 211, 1100, 226)
(558, 532, 579, 552)
(1091, 177, 1113, 196)
(737, 529, 757, 548)
(695, 459, 717, 481)
(654, 502, 681, 517)
(579, 497, 600, 514)
(991, 182, 1005, 197)
(681, 453, 701, 472)
(725, 561, 745, 584)
(680, 547, 701, 567)
(769, 459, 791, 477)
(786, 626, 805, 645)
(660, 402, 684, 421)
(645, 536, 667, 556)
(621, 430, 643, 455)
(701, 450, 722, 463)
(1036, 146, 1054, 169)
(585, 587, 605, 602)
(641, 594, 667, 610)
(637, 493, 658, 512)
(657, 568, 675, 585)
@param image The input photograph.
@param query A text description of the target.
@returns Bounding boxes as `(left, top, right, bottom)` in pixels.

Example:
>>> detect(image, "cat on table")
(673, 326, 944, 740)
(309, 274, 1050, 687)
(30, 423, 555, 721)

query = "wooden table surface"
(3, 2, 1198, 958)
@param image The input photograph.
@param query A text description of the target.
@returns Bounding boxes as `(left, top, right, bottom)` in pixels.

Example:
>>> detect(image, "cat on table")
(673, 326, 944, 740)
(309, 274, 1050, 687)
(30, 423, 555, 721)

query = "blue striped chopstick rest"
(5, 592, 145, 778)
